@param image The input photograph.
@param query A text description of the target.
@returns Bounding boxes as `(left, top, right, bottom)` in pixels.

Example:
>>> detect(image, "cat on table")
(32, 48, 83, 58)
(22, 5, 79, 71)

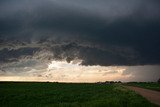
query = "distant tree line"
(96, 81, 122, 84)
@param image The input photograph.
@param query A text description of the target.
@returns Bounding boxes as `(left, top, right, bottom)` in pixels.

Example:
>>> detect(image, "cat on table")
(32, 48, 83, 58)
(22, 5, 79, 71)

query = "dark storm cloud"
(0, 47, 39, 63)
(0, 0, 160, 66)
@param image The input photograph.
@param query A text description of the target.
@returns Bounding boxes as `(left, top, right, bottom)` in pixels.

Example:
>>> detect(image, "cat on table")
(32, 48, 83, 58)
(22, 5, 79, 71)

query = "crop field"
(0, 82, 158, 107)
(126, 82, 160, 91)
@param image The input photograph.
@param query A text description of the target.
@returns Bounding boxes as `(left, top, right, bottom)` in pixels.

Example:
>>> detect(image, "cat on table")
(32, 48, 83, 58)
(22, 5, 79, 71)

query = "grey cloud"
(0, 41, 140, 66)
(53, 0, 160, 21)
(0, 47, 40, 63)
(0, 0, 160, 66)
(0, 58, 47, 76)
(122, 65, 160, 82)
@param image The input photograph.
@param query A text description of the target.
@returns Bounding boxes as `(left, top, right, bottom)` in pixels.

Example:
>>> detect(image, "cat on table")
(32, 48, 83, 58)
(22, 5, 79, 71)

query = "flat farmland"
(0, 82, 158, 107)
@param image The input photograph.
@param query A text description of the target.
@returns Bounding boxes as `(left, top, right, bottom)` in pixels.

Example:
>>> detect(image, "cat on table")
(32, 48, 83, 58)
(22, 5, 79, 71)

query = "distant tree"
(158, 78, 160, 83)
(118, 81, 122, 83)
(110, 81, 114, 84)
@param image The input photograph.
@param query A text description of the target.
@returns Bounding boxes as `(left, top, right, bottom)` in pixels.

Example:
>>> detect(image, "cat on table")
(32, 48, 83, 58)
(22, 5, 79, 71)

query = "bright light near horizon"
(47, 60, 82, 71)
(0, 60, 159, 82)
(43, 60, 128, 82)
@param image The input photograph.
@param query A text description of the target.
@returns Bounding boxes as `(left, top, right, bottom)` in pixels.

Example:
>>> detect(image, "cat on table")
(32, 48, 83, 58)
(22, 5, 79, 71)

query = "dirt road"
(127, 86, 160, 106)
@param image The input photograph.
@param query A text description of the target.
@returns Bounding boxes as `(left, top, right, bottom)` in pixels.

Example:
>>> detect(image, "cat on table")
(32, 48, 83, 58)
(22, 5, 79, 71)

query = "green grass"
(126, 82, 160, 91)
(0, 82, 158, 107)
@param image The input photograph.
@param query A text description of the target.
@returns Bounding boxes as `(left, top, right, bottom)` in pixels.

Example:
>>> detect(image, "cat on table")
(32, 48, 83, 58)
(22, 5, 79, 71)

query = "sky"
(0, 0, 160, 82)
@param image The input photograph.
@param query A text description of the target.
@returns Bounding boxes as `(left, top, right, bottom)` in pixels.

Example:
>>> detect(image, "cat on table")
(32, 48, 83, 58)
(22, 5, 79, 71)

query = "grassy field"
(0, 82, 158, 107)
(126, 82, 160, 91)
